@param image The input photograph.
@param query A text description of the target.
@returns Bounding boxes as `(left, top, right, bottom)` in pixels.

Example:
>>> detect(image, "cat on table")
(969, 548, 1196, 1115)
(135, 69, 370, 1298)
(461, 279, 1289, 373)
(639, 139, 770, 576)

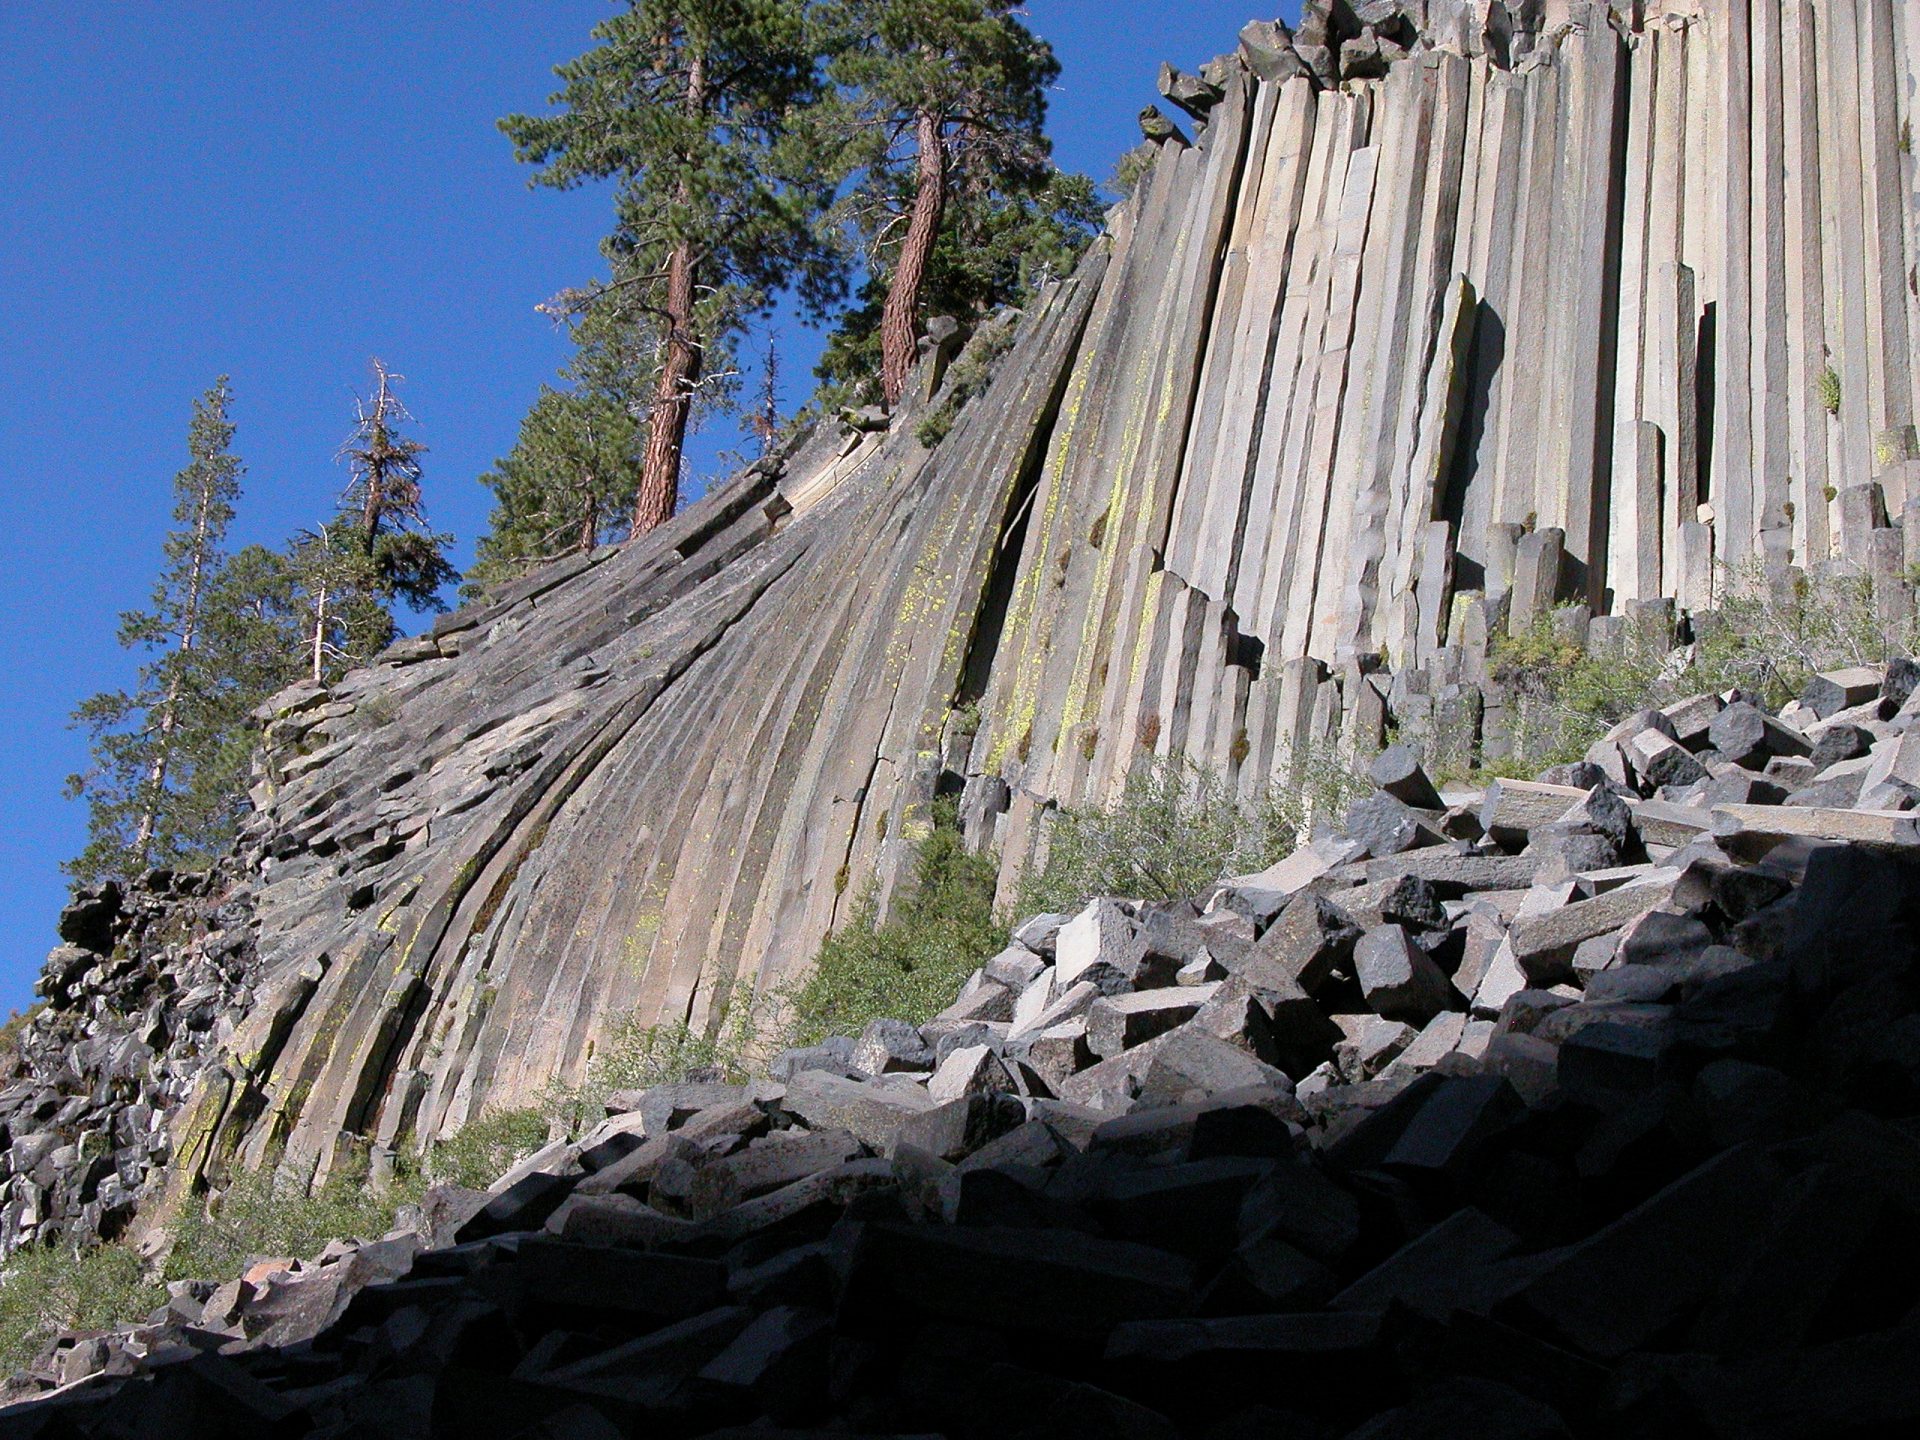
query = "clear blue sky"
(0, 2, 1291, 1011)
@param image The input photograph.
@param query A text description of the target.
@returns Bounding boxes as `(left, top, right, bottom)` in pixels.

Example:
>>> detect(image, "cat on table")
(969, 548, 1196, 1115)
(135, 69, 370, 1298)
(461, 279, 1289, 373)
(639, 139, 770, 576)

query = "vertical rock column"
(1749, 0, 1792, 562)
(1821, 0, 1876, 497)
(1247, 94, 1376, 653)
(1314, 56, 1442, 662)
(1712, 0, 1754, 564)
(1860, 0, 1916, 488)
(1487, 53, 1564, 545)
(1782, 0, 1832, 566)
(1233, 85, 1363, 645)
(1607, 22, 1658, 600)
(1449, 66, 1526, 593)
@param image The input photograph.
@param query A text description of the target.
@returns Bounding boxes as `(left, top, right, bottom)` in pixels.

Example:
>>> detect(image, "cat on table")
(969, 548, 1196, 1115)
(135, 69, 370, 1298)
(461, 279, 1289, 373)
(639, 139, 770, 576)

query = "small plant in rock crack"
(1817, 364, 1842, 417)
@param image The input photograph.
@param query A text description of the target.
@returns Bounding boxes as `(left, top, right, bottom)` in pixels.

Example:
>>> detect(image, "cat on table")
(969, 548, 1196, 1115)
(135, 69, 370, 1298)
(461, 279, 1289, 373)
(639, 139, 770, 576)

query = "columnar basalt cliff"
(10, 0, 1920, 1237)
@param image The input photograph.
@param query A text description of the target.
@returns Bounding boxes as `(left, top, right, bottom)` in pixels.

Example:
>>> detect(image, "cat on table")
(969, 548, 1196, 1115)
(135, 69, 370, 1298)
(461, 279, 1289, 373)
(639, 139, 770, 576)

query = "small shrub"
(916, 318, 1018, 448)
(543, 1011, 764, 1131)
(0, 1004, 45, 1072)
(1490, 615, 1668, 770)
(163, 1155, 423, 1284)
(0, 1243, 162, 1376)
(785, 808, 1001, 1046)
(1019, 754, 1358, 917)
(426, 1107, 551, 1191)
(1486, 560, 1917, 767)
(1111, 143, 1159, 199)
(1817, 365, 1842, 417)
(1695, 558, 1916, 707)
(356, 690, 401, 729)
(916, 404, 959, 449)
(1264, 743, 1376, 852)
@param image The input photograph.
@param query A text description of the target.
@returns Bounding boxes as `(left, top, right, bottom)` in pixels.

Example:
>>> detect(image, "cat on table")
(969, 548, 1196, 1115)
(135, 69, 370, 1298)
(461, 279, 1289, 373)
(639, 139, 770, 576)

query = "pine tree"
(501, 0, 842, 537)
(467, 385, 643, 598)
(813, 0, 1097, 408)
(811, 166, 1100, 404)
(155, 543, 306, 855)
(335, 360, 458, 611)
(66, 380, 248, 879)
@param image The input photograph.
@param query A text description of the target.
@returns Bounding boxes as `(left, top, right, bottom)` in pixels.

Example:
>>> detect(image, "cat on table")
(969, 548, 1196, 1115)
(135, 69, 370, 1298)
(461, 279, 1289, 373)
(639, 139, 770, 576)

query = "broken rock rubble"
(12, 664, 1920, 1435)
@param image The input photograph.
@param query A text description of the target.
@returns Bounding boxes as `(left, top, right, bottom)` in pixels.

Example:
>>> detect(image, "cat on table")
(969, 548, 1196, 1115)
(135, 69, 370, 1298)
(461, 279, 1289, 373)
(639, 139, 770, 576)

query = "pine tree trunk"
(632, 51, 709, 538)
(310, 581, 330, 684)
(634, 239, 700, 536)
(880, 109, 948, 410)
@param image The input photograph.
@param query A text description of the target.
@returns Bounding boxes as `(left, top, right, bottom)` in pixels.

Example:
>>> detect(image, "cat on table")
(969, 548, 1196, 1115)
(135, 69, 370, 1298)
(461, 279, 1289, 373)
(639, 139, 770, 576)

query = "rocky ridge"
(8, 658, 1920, 1435)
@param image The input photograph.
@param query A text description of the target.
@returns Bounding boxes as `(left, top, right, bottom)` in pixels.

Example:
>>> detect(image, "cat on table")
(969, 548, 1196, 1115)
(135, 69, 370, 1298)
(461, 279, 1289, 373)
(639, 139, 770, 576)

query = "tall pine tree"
(66, 380, 250, 879)
(813, 0, 1098, 408)
(66, 367, 462, 880)
(501, 0, 842, 537)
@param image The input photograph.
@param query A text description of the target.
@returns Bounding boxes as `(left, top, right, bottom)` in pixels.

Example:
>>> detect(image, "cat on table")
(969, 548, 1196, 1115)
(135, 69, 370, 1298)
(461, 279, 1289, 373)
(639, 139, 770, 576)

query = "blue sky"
(0, 1, 1291, 1011)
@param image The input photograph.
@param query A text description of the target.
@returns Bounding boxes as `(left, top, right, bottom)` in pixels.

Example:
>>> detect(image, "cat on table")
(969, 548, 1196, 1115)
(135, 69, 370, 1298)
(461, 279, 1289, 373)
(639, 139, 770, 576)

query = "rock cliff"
(10, 0, 1920, 1237)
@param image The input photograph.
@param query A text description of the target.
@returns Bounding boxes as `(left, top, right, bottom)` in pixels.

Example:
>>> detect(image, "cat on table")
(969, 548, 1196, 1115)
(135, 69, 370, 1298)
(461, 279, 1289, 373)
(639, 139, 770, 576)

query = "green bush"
(0, 1243, 162, 1376)
(1695, 559, 1914, 708)
(1488, 561, 1918, 771)
(786, 813, 1002, 1046)
(0, 1004, 44, 1075)
(163, 1156, 422, 1284)
(1490, 613, 1668, 771)
(1020, 752, 1368, 918)
(1817, 364, 1843, 416)
(539, 1010, 767, 1133)
(425, 1107, 552, 1191)
(915, 318, 1019, 448)
(1264, 743, 1377, 855)
(1110, 143, 1159, 200)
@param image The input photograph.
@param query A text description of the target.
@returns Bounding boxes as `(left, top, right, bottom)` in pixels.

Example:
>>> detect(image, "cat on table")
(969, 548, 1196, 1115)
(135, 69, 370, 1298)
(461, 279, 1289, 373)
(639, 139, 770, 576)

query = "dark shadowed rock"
(1354, 925, 1452, 1024)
